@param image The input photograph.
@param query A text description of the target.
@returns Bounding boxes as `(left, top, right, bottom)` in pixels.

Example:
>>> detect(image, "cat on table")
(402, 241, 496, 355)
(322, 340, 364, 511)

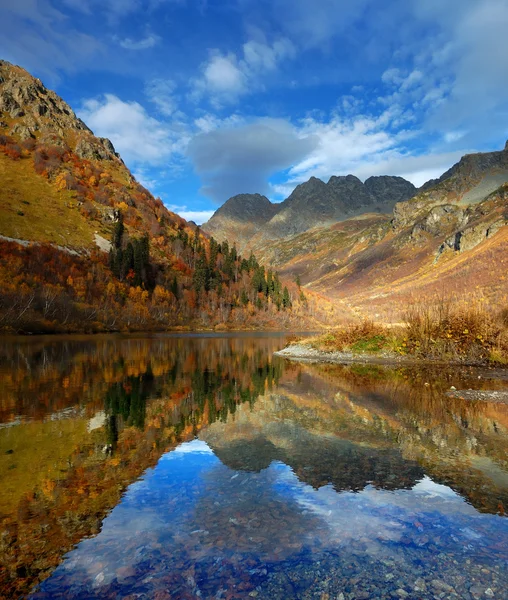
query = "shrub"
(403, 299, 507, 361)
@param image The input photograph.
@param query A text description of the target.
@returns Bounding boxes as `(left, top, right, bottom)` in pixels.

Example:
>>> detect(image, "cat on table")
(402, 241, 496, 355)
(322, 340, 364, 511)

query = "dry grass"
(0, 153, 95, 247)
(403, 299, 508, 363)
(307, 319, 391, 354)
(301, 299, 508, 365)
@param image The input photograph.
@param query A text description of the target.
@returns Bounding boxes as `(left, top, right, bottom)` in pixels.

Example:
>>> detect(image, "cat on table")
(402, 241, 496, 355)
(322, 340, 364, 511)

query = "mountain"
(263, 174, 415, 240)
(393, 143, 508, 227)
(0, 60, 324, 333)
(255, 142, 508, 321)
(202, 193, 279, 250)
(202, 173, 416, 251)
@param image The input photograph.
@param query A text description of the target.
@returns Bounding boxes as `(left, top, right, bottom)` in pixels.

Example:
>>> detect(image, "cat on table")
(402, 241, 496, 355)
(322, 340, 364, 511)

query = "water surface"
(1, 334, 507, 599)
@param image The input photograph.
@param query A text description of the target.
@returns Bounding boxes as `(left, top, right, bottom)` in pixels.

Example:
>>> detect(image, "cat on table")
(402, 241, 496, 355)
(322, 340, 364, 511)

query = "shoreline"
(274, 343, 507, 369)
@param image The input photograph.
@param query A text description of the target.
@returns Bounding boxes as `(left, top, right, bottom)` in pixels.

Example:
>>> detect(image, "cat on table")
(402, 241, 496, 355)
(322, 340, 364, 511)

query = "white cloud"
(118, 34, 161, 50)
(205, 53, 246, 95)
(288, 111, 403, 183)
(166, 204, 214, 224)
(384, 0, 508, 147)
(78, 94, 176, 165)
(242, 37, 295, 72)
(145, 78, 178, 116)
(191, 36, 295, 105)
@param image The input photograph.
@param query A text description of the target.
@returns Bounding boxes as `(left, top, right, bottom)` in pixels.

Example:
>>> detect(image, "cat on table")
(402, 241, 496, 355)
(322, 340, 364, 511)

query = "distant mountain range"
(203, 174, 416, 251)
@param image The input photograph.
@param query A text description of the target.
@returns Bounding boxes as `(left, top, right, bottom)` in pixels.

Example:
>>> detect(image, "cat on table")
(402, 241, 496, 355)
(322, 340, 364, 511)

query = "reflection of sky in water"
(33, 439, 508, 599)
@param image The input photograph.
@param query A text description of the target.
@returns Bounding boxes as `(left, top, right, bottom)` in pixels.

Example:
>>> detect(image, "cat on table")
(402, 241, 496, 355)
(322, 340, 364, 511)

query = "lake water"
(1, 333, 508, 599)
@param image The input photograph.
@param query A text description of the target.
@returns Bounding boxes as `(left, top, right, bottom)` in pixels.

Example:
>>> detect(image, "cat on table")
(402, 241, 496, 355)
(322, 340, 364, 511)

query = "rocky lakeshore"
(274, 343, 493, 367)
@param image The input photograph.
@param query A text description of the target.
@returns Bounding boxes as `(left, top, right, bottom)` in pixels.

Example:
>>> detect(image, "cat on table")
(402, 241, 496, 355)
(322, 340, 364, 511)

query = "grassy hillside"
(0, 152, 96, 247)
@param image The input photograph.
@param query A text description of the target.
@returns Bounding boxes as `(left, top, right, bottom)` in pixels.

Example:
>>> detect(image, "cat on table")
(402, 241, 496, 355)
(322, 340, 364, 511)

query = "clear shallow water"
(1, 334, 508, 599)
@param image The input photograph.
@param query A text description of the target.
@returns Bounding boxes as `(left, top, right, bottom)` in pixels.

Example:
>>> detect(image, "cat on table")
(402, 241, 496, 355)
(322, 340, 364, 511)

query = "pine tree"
(282, 286, 292, 309)
(193, 249, 209, 292)
(122, 242, 134, 279)
(209, 237, 219, 269)
(113, 214, 124, 249)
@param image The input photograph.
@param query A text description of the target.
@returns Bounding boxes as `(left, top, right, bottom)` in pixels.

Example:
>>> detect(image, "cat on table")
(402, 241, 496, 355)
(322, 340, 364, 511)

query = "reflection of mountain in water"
(202, 363, 508, 517)
(209, 421, 424, 493)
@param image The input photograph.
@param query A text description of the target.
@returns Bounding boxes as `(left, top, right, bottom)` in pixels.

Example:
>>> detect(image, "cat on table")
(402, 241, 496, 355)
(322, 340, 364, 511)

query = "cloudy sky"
(2, 0, 508, 223)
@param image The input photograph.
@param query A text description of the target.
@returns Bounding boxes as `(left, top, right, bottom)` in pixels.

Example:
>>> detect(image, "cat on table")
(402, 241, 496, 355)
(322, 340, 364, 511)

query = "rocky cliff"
(393, 143, 508, 228)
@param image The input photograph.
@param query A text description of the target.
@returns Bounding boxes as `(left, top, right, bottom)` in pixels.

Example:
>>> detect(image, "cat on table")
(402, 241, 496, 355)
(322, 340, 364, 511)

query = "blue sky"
(2, 0, 508, 223)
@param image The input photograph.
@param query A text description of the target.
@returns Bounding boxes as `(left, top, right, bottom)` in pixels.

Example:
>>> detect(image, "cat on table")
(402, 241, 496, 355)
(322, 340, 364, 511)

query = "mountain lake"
(0, 332, 507, 599)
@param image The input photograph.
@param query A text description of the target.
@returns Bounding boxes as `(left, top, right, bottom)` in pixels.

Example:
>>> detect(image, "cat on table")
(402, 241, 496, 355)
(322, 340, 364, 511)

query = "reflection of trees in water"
(171, 360, 282, 436)
(0, 337, 286, 598)
(104, 368, 154, 445)
(97, 353, 283, 447)
(0, 335, 287, 423)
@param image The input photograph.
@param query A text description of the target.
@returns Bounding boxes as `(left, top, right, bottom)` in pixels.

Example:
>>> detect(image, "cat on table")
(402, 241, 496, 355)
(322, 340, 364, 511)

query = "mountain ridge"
(202, 172, 417, 251)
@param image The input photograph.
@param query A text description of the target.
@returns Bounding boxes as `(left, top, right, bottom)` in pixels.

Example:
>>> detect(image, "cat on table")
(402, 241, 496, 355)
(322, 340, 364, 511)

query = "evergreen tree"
(222, 240, 229, 260)
(133, 239, 144, 287)
(122, 242, 134, 279)
(193, 248, 209, 292)
(267, 270, 274, 298)
(209, 237, 219, 268)
(113, 213, 124, 249)
(282, 286, 292, 309)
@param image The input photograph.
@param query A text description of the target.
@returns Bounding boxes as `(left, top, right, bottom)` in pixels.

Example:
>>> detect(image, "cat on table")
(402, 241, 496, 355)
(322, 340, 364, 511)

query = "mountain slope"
(257, 144, 508, 321)
(202, 193, 279, 249)
(0, 61, 328, 333)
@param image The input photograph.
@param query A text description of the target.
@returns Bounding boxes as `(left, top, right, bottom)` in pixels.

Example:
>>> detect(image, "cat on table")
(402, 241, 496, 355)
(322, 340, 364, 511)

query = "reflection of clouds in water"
(166, 439, 214, 456)
(273, 464, 404, 548)
(273, 468, 481, 550)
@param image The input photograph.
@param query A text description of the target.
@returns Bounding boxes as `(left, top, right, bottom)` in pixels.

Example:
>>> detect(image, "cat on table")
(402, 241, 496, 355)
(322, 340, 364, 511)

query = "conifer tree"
(282, 286, 292, 309)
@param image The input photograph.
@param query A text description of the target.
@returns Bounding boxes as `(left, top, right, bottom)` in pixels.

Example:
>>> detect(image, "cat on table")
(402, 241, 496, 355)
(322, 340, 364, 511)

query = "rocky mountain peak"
(202, 193, 280, 249)
(0, 60, 118, 161)
(213, 193, 278, 223)
(364, 175, 417, 205)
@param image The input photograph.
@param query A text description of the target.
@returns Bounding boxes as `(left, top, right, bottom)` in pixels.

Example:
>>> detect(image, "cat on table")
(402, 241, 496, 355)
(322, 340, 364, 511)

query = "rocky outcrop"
(0, 60, 91, 135)
(0, 59, 121, 165)
(437, 217, 507, 257)
(75, 138, 115, 161)
(393, 142, 508, 228)
(410, 205, 467, 242)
